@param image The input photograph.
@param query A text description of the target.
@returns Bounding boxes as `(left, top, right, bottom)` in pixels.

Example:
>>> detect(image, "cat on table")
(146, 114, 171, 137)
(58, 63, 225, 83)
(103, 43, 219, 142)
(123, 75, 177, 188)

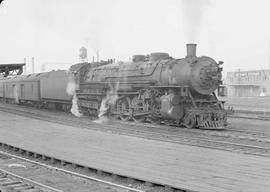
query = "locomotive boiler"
(74, 44, 227, 129)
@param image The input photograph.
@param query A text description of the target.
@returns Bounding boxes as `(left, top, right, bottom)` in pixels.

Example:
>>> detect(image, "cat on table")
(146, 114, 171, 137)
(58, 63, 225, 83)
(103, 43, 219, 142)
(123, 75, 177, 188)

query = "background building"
(226, 69, 270, 97)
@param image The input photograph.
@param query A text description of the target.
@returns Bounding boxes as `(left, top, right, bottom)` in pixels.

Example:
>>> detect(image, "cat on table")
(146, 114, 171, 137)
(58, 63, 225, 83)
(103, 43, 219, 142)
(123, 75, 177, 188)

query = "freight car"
(0, 70, 72, 110)
(72, 44, 227, 129)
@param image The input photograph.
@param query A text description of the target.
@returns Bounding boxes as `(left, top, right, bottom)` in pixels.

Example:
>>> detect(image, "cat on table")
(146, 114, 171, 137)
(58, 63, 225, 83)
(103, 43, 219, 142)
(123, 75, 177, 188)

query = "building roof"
(0, 63, 25, 77)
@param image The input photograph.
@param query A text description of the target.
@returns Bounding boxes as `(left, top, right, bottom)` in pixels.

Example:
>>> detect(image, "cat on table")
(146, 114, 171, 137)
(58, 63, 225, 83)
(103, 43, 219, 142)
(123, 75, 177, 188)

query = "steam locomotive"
(0, 44, 227, 129)
(73, 44, 227, 129)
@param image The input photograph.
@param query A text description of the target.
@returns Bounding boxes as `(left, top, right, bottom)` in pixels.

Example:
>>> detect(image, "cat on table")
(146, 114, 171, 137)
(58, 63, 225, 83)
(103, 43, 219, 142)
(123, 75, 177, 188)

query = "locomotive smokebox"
(186, 43, 197, 58)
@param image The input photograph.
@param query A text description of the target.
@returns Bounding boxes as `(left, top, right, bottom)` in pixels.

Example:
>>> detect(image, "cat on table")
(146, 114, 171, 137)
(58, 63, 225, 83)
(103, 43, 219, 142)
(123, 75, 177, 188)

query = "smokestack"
(186, 43, 197, 58)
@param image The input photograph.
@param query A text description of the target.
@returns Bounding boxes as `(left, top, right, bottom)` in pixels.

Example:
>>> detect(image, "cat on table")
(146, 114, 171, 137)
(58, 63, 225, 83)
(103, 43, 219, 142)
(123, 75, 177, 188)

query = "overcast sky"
(0, 0, 269, 74)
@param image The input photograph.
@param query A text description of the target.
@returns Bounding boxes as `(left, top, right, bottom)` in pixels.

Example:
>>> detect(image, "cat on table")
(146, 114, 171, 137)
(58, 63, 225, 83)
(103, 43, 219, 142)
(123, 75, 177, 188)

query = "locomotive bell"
(186, 43, 197, 58)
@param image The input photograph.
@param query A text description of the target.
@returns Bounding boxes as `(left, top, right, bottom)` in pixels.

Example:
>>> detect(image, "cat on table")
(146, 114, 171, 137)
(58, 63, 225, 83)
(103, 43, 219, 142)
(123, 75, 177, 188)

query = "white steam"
(94, 62, 128, 124)
(66, 72, 82, 117)
(94, 82, 119, 124)
(181, 0, 211, 42)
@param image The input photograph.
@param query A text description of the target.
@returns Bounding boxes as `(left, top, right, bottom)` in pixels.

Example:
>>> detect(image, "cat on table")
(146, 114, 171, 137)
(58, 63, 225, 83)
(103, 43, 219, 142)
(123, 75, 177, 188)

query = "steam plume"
(94, 82, 119, 124)
(66, 72, 82, 117)
(94, 61, 128, 124)
(181, 0, 210, 42)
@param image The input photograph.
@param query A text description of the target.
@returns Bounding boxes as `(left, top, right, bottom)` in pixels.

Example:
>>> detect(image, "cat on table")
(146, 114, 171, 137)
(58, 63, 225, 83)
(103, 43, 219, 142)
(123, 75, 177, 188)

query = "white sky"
(0, 0, 269, 74)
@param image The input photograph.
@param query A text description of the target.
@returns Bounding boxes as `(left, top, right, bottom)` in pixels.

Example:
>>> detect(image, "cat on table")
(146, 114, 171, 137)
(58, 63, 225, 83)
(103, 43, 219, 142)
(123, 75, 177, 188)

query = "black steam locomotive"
(73, 44, 227, 129)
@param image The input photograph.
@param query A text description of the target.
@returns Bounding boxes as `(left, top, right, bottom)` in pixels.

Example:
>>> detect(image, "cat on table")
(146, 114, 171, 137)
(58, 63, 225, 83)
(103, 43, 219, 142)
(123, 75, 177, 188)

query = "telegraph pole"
(31, 57, 35, 74)
(96, 50, 99, 62)
(23, 58, 26, 75)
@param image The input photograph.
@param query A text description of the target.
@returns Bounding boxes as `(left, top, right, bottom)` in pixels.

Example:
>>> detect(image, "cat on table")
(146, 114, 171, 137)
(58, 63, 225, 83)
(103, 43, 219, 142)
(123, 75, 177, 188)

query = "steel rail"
(1, 104, 270, 136)
(0, 150, 144, 192)
(0, 168, 63, 192)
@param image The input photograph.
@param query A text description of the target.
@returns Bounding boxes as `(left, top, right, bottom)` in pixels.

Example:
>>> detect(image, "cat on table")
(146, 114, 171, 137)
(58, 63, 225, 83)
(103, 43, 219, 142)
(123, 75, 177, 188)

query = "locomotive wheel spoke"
(117, 97, 131, 121)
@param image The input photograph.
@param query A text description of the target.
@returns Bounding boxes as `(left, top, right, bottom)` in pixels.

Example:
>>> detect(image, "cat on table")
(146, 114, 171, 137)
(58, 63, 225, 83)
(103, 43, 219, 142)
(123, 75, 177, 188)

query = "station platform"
(0, 111, 270, 192)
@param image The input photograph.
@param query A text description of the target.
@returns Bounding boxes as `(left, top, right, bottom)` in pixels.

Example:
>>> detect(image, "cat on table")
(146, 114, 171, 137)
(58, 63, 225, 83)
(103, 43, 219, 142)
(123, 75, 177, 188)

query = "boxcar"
(12, 73, 48, 102)
(40, 70, 71, 103)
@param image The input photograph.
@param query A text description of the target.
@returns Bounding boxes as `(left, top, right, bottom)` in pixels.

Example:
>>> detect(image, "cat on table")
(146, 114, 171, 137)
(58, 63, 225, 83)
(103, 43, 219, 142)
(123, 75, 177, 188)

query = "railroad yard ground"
(0, 104, 270, 191)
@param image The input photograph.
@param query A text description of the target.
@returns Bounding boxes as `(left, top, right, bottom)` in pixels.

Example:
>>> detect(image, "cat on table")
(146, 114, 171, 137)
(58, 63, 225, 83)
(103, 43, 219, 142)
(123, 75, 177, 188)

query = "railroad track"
(0, 145, 145, 192)
(228, 113, 270, 121)
(0, 142, 191, 192)
(226, 108, 270, 121)
(0, 168, 62, 192)
(1, 104, 270, 158)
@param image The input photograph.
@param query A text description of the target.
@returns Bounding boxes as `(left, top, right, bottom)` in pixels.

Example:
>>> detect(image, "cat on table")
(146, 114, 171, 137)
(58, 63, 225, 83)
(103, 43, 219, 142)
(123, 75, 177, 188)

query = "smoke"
(181, 0, 211, 42)
(93, 60, 129, 124)
(13, 84, 19, 104)
(94, 82, 119, 124)
(66, 72, 82, 117)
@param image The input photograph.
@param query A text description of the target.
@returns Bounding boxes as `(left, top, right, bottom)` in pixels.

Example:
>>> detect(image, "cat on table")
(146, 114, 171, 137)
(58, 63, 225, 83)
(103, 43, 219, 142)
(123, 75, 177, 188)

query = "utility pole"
(31, 57, 35, 74)
(96, 50, 99, 62)
(237, 68, 241, 97)
(238, 68, 241, 84)
(23, 58, 26, 75)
